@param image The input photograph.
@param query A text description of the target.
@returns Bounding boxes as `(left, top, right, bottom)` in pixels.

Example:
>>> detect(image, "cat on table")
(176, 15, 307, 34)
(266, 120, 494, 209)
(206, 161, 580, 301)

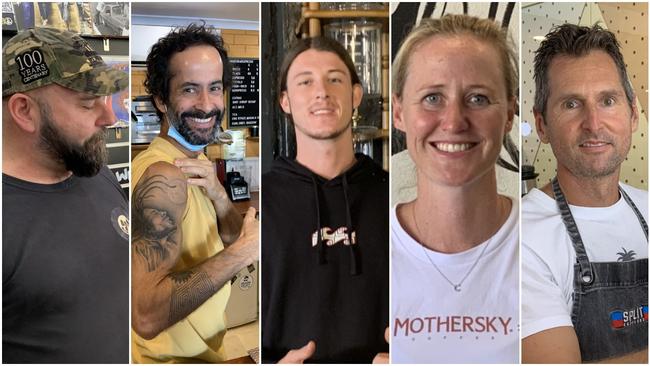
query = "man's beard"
(37, 100, 107, 177)
(167, 105, 224, 145)
(550, 130, 630, 180)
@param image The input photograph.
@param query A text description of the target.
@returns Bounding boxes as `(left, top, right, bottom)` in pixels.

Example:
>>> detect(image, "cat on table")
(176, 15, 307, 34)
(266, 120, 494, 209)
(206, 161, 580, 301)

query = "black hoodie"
(261, 153, 389, 363)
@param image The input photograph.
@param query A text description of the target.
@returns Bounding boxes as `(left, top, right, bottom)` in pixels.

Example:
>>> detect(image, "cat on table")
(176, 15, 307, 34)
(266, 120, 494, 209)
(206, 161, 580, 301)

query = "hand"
(233, 207, 259, 264)
(278, 341, 316, 364)
(372, 327, 389, 364)
(174, 158, 228, 203)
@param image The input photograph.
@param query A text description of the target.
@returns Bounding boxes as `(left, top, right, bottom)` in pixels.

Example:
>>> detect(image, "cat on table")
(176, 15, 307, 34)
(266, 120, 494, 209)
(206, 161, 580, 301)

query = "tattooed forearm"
(169, 270, 217, 325)
(132, 173, 186, 272)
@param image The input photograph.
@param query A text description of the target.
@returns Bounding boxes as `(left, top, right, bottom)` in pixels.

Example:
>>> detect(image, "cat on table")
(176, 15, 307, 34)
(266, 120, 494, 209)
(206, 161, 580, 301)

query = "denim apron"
(552, 177, 648, 361)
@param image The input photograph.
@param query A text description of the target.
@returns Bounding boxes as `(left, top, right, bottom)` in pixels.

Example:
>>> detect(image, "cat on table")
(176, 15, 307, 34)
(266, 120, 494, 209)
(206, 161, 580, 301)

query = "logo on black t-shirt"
(111, 207, 129, 241)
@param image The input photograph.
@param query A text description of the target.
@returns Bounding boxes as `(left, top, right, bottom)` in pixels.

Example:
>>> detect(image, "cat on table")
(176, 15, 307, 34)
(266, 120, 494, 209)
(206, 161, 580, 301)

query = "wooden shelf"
(302, 9, 389, 19)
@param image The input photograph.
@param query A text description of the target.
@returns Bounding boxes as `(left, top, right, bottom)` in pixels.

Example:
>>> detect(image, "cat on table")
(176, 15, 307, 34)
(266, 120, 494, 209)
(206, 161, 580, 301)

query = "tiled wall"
(221, 29, 259, 58)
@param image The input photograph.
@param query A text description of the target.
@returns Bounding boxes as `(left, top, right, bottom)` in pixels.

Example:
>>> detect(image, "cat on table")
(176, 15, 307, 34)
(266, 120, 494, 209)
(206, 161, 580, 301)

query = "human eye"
(297, 78, 312, 86)
(211, 84, 223, 93)
(79, 99, 95, 110)
(329, 76, 343, 83)
(563, 99, 581, 110)
(423, 93, 442, 106)
(602, 95, 617, 107)
(182, 86, 197, 94)
(467, 94, 490, 107)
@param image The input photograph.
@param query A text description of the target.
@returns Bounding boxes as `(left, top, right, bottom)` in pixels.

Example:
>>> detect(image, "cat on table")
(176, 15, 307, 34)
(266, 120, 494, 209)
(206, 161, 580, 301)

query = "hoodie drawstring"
(342, 174, 361, 276)
(311, 176, 327, 265)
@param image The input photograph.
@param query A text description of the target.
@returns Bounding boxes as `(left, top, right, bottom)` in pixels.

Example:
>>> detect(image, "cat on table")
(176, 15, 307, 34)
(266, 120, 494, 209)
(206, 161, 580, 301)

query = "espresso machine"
(522, 165, 538, 196)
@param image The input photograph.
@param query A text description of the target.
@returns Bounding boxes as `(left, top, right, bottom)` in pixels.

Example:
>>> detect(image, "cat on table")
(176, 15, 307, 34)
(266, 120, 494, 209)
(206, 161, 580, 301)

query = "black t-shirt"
(2, 167, 129, 363)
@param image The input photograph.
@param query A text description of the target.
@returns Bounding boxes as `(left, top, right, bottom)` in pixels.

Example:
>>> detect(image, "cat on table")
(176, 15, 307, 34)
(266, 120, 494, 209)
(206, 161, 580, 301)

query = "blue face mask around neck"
(167, 123, 208, 152)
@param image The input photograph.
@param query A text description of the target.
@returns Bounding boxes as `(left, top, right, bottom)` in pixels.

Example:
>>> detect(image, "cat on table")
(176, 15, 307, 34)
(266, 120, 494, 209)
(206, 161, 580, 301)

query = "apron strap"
(619, 188, 649, 240)
(552, 177, 649, 285)
(552, 177, 593, 284)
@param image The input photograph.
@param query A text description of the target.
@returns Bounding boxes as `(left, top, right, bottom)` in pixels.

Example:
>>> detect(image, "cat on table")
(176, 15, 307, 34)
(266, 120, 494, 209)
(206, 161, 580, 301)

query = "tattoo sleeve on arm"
(132, 163, 252, 338)
(132, 174, 186, 272)
(169, 270, 218, 324)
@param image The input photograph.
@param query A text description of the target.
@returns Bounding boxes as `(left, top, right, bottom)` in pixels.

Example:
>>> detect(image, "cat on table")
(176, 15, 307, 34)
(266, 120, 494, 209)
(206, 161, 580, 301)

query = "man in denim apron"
(522, 23, 648, 363)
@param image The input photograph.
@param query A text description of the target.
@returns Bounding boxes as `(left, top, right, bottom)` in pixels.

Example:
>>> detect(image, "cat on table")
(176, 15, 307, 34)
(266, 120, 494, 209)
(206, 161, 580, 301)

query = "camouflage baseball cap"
(2, 27, 127, 97)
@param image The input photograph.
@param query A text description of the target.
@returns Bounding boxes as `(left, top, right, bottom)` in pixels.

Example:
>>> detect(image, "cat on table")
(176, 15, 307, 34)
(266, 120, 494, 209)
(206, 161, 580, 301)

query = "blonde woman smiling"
(391, 14, 519, 364)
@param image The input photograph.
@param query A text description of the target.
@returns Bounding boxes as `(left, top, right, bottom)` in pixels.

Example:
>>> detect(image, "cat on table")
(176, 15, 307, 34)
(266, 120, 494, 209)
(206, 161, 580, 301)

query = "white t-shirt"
(391, 198, 519, 364)
(521, 185, 648, 338)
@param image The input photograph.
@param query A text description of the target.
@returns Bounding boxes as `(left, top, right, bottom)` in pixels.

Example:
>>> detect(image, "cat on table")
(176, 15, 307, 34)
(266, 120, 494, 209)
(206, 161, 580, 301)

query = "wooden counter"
(232, 191, 259, 216)
(225, 355, 256, 364)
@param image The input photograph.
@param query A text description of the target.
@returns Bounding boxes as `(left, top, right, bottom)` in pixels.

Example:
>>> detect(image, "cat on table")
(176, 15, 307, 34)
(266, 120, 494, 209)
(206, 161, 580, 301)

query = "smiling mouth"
(579, 141, 610, 148)
(432, 142, 478, 153)
(185, 116, 214, 125)
(311, 108, 335, 115)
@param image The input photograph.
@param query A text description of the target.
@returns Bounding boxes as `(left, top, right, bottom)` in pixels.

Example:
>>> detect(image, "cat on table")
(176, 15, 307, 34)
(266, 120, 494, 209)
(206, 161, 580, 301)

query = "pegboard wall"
(521, 2, 648, 189)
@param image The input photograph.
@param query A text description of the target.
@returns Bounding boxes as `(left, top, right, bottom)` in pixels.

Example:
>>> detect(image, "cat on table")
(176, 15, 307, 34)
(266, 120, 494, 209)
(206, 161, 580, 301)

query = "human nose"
(581, 102, 602, 132)
(439, 99, 469, 133)
(196, 88, 217, 112)
(314, 78, 329, 100)
(96, 96, 117, 127)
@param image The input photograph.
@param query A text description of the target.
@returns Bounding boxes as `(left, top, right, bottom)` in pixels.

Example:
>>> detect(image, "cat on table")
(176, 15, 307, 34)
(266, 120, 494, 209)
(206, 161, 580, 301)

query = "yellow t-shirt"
(131, 137, 231, 363)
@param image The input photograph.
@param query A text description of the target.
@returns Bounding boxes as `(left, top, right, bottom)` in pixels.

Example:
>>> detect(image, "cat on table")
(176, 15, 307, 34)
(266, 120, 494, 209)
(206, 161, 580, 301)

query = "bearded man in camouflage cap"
(2, 27, 129, 363)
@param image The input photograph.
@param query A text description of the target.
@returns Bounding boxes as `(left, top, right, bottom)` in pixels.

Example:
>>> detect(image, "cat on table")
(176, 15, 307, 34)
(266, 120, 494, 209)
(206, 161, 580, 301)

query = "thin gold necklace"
(411, 204, 491, 292)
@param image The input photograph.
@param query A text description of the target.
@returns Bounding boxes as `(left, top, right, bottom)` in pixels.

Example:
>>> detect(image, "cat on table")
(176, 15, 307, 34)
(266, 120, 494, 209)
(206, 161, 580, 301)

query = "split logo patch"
(610, 305, 648, 329)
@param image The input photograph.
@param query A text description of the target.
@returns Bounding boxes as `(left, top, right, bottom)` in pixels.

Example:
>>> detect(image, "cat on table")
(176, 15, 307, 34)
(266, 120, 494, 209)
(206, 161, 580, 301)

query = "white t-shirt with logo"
(522, 185, 648, 338)
(391, 198, 519, 364)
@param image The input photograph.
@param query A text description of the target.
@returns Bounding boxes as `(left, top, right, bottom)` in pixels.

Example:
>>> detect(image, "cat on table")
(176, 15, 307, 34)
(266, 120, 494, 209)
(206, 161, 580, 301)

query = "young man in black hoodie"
(262, 37, 389, 363)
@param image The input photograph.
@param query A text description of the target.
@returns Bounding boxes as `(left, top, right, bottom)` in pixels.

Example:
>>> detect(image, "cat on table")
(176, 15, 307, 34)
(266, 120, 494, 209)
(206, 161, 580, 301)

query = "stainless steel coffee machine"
(131, 95, 160, 144)
(522, 165, 538, 196)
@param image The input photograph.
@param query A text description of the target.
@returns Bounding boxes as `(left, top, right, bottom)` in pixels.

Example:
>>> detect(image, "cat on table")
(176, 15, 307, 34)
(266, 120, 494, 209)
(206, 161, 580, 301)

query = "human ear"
(153, 95, 168, 114)
(7, 93, 39, 133)
(630, 97, 639, 133)
(280, 91, 291, 114)
(352, 83, 363, 109)
(392, 94, 406, 133)
(505, 96, 516, 133)
(533, 108, 549, 144)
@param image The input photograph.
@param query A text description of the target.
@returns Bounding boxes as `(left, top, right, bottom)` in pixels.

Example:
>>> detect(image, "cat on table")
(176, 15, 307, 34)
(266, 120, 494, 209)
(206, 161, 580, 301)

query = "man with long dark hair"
(262, 37, 389, 363)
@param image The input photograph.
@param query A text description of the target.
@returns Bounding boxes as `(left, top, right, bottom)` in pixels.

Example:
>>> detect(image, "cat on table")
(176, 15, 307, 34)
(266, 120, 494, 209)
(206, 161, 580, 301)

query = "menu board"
(229, 58, 259, 128)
